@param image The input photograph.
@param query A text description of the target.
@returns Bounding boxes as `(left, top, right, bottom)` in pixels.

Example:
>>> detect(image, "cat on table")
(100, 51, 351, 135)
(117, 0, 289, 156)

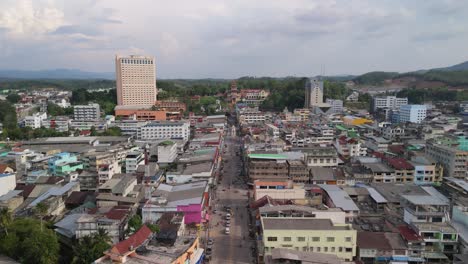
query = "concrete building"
(399, 105, 427, 124)
(326, 99, 344, 114)
(142, 181, 208, 224)
(410, 156, 443, 185)
(138, 121, 190, 141)
(305, 78, 324, 108)
(261, 217, 357, 262)
(115, 55, 157, 106)
(318, 184, 359, 222)
(0, 173, 16, 196)
(73, 103, 101, 120)
(240, 89, 270, 106)
(24, 112, 47, 129)
(125, 151, 145, 174)
(372, 96, 408, 112)
(426, 136, 468, 179)
(302, 147, 338, 167)
(157, 141, 177, 163)
(253, 181, 306, 202)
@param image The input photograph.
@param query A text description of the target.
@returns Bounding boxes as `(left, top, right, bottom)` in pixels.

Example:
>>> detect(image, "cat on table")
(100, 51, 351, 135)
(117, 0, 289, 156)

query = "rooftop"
(267, 248, 342, 264)
(318, 184, 360, 212)
(262, 217, 350, 231)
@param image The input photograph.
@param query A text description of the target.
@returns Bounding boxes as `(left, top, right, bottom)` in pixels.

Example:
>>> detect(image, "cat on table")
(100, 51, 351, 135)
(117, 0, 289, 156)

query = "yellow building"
(342, 115, 373, 126)
(261, 217, 357, 262)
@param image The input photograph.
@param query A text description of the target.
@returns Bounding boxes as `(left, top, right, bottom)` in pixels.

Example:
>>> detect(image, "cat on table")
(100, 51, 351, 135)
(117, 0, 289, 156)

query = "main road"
(207, 116, 255, 263)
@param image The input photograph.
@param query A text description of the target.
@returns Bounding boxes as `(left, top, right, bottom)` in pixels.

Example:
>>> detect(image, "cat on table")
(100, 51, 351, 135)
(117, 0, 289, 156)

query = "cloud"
(0, 0, 64, 37)
(0, 0, 467, 77)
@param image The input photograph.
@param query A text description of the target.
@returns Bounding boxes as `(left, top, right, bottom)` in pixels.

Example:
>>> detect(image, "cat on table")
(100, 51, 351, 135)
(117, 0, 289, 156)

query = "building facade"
(372, 96, 408, 112)
(305, 78, 324, 108)
(398, 105, 427, 124)
(138, 121, 190, 141)
(115, 55, 157, 106)
(74, 103, 101, 121)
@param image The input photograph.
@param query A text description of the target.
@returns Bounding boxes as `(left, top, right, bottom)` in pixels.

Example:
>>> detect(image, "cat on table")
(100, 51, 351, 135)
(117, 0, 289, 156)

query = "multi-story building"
(125, 151, 145, 174)
(357, 232, 409, 264)
(42, 116, 70, 132)
(293, 108, 310, 121)
(248, 156, 289, 182)
(157, 141, 177, 163)
(115, 55, 157, 106)
(371, 96, 408, 112)
(304, 78, 324, 108)
(325, 99, 344, 114)
(261, 217, 357, 262)
(401, 186, 458, 260)
(48, 152, 79, 175)
(266, 124, 280, 139)
(109, 120, 148, 136)
(0, 172, 16, 196)
(334, 136, 367, 158)
(240, 89, 269, 106)
(398, 105, 427, 124)
(24, 112, 47, 129)
(237, 108, 266, 124)
(73, 103, 100, 120)
(253, 181, 306, 202)
(302, 147, 338, 167)
(137, 121, 190, 141)
(287, 160, 310, 183)
(410, 156, 443, 185)
(426, 136, 468, 179)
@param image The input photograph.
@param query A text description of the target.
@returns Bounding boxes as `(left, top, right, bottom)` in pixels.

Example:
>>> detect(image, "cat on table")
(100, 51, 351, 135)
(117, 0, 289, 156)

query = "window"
(345, 248, 352, 252)
(312, 237, 320, 242)
(283, 237, 291, 242)
(316, 247, 321, 252)
(297, 237, 306, 242)
(324, 247, 328, 252)
(267, 237, 277, 242)
(331, 247, 335, 252)
(326, 237, 335, 242)
(339, 247, 343, 252)
(345, 237, 352, 242)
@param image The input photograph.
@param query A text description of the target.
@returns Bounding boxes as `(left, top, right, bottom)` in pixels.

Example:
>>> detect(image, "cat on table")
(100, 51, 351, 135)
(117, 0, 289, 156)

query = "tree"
(0, 208, 12, 236)
(72, 229, 111, 264)
(127, 214, 143, 235)
(0, 218, 59, 264)
(147, 223, 160, 233)
(34, 202, 48, 231)
(6, 94, 21, 104)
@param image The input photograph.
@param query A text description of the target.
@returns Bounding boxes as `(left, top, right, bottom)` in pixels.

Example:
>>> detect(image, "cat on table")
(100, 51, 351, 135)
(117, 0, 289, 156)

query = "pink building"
(142, 181, 208, 224)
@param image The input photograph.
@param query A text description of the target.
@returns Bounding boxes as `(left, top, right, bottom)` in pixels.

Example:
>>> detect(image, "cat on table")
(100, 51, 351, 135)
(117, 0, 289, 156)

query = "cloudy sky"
(0, 0, 467, 78)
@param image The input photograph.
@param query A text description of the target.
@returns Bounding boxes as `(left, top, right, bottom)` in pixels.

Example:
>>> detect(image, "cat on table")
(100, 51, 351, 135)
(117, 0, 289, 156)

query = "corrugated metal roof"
(318, 184, 360, 212)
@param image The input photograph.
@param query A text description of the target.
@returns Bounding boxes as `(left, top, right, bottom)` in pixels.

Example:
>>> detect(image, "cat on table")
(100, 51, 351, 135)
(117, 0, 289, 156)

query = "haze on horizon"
(0, 0, 468, 79)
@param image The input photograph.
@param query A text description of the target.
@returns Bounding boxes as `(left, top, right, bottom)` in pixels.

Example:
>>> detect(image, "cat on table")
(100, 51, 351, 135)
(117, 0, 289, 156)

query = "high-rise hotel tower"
(115, 55, 157, 106)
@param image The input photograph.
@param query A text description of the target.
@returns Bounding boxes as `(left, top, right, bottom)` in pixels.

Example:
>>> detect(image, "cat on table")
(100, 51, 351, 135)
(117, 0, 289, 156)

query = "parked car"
(207, 238, 214, 246)
(225, 227, 230, 234)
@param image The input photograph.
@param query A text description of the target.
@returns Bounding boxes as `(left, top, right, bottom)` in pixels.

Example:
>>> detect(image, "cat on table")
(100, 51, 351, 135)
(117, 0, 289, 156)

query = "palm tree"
(94, 228, 112, 244)
(34, 202, 48, 231)
(0, 208, 12, 236)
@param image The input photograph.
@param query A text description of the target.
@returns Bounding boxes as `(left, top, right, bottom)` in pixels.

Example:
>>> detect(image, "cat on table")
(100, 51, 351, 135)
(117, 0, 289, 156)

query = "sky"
(0, 0, 468, 78)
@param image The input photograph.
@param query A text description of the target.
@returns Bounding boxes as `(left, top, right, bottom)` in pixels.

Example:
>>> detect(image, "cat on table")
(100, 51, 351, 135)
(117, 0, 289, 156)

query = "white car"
(225, 227, 230, 234)
(226, 214, 231, 220)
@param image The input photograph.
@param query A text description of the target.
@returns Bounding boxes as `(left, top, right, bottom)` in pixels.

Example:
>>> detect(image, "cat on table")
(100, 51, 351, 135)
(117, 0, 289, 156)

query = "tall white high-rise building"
(115, 55, 157, 106)
(305, 78, 324, 108)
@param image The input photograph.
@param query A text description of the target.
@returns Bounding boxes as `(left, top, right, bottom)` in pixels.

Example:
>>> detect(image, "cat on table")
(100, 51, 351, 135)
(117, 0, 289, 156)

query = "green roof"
(248, 153, 287, 160)
(158, 140, 175, 146)
(335, 125, 348, 131)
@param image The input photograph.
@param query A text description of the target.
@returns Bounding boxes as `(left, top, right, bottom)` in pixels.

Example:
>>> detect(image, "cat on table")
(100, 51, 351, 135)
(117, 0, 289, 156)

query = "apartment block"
(138, 121, 190, 141)
(426, 136, 468, 179)
(73, 103, 101, 120)
(305, 78, 324, 108)
(399, 105, 427, 124)
(372, 96, 408, 112)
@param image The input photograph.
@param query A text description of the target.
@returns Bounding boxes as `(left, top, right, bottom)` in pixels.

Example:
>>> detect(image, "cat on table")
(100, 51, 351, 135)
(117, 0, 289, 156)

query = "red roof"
(387, 157, 414, 170)
(105, 207, 130, 220)
(15, 184, 35, 198)
(398, 226, 423, 242)
(112, 225, 152, 255)
(0, 164, 11, 174)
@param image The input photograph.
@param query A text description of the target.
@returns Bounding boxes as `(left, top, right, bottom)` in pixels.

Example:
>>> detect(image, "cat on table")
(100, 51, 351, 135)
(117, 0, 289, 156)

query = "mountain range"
(0, 60, 467, 80)
(0, 69, 114, 80)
